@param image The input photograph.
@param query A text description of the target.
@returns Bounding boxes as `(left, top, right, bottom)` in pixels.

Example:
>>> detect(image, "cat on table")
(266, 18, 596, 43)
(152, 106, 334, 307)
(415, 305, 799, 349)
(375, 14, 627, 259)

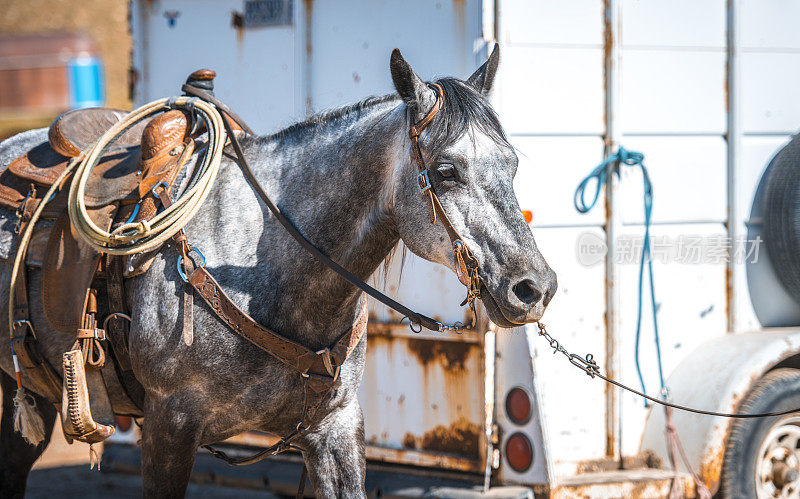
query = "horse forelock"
(425, 77, 508, 156)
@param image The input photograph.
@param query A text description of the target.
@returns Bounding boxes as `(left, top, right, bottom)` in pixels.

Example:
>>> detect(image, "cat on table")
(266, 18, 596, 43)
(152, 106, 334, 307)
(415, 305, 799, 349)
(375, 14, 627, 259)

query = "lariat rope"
(68, 96, 227, 255)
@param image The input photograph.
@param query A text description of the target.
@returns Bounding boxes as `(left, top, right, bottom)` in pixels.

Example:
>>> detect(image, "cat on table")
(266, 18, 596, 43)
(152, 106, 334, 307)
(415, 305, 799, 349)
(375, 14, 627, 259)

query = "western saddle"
(2, 69, 218, 445)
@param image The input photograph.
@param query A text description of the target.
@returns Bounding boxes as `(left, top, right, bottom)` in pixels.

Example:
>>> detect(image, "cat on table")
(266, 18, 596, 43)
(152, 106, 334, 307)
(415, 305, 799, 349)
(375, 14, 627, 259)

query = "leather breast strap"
(183, 263, 366, 377)
(155, 173, 366, 464)
(179, 235, 368, 465)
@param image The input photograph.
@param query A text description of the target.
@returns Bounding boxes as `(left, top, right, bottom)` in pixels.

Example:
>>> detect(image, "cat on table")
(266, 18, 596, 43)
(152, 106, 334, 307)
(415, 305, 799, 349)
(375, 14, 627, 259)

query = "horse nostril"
(513, 280, 542, 306)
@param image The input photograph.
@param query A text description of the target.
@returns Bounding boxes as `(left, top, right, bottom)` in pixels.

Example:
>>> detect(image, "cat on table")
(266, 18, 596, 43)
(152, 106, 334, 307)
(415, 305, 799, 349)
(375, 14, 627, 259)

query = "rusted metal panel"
(602, 0, 620, 463)
(131, 0, 298, 132)
(641, 328, 800, 494)
(358, 331, 486, 470)
(224, 431, 483, 473)
(553, 469, 695, 498)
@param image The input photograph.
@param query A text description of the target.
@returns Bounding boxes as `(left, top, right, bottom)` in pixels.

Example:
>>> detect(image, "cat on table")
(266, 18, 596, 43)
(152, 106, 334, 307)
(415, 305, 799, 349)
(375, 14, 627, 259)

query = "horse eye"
(438, 164, 456, 179)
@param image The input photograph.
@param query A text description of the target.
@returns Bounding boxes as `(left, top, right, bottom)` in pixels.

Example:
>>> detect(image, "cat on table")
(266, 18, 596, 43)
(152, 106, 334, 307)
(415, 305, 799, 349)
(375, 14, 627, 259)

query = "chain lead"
(536, 322, 599, 377)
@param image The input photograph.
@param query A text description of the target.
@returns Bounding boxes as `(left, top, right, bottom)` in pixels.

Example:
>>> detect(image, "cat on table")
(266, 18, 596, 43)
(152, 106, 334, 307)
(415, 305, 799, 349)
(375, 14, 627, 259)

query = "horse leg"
(140, 395, 202, 498)
(0, 371, 57, 498)
(301, 400, 366, 499)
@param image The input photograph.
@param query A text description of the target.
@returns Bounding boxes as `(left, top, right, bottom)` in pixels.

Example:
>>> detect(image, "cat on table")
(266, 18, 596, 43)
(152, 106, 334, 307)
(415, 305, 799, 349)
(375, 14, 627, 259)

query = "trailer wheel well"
(768, 353, 800, 372)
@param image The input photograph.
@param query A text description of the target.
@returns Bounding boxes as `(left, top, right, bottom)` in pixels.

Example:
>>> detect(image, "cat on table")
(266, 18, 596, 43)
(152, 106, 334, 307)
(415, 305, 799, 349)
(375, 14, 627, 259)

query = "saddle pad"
(48, 108, 149, 158)
(8, 142, 142, 207)
(42, 205, 116, 333)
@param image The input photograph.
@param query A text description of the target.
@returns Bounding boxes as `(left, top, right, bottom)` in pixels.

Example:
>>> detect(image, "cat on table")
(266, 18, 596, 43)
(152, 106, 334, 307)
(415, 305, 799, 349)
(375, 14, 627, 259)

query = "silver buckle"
(93, 328, 106, 341)
(417, 170, 432, 194)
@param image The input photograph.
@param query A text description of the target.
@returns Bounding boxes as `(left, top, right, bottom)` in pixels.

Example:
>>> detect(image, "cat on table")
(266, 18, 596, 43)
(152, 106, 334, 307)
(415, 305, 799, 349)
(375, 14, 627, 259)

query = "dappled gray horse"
(0, 46, 555, 497)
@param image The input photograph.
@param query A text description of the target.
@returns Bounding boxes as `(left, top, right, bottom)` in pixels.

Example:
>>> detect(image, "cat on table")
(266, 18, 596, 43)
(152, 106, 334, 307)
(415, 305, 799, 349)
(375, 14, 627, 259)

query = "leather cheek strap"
(409, 83, 481, 291)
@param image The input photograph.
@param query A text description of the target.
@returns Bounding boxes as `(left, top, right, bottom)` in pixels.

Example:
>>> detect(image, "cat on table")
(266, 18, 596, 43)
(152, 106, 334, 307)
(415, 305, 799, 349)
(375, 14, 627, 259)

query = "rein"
(183, 83, 482, 334)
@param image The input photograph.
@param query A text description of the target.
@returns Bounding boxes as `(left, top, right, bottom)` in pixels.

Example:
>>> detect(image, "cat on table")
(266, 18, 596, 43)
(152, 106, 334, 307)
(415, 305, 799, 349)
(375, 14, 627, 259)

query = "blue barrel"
(67, 56, 105, 109)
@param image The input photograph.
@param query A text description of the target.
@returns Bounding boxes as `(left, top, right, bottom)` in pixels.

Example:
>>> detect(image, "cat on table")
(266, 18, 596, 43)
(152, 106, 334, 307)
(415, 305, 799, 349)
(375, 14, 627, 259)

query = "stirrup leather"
(61, 349, 114, 444)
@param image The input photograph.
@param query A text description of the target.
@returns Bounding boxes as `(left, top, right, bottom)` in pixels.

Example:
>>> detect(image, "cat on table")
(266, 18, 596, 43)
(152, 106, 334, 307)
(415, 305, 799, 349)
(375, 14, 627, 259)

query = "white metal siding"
(129, 0, 800, 486)
(497, 0, 608, 476)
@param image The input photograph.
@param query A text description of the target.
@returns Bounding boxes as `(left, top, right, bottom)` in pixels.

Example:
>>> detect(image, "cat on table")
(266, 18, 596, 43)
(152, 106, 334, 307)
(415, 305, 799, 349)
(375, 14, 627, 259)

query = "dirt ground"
(26, 427, 280, 497)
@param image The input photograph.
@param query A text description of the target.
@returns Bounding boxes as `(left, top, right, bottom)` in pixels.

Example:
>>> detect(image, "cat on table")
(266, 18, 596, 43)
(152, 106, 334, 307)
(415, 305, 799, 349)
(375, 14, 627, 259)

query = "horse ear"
(466, 43, 500, 96)
(390, 49, 436, 120)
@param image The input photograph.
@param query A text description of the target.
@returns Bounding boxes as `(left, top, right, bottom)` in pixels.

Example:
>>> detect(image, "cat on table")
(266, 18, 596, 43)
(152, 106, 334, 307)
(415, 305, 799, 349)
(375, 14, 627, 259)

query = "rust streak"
(406, 338, 474, 371)
(699, 444, 725, 494)
(230, 11, 244, 44)
(402, 417, 480, 457)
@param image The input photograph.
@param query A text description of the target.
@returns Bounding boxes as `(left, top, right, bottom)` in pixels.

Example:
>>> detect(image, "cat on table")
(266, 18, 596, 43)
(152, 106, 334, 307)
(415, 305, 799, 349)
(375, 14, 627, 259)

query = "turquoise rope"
(574, 147, 665, 404)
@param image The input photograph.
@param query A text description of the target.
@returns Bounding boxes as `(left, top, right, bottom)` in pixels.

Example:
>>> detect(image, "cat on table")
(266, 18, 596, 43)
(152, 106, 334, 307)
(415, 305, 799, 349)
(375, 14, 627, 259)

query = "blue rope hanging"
(574, 146, 666, 404)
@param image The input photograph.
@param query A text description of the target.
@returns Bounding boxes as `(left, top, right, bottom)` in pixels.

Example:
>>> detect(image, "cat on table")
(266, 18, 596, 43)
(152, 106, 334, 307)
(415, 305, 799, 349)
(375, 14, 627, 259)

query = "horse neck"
(257, 101, 406, 346)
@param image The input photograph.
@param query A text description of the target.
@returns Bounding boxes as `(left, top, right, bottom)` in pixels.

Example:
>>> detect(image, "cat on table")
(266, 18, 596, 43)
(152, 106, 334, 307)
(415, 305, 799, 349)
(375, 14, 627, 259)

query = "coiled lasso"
(67, 96, 227, 255)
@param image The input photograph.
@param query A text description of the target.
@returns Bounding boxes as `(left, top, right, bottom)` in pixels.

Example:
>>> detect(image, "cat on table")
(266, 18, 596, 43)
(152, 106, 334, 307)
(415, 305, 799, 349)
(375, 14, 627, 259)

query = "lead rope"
(536, 321, 800, 417)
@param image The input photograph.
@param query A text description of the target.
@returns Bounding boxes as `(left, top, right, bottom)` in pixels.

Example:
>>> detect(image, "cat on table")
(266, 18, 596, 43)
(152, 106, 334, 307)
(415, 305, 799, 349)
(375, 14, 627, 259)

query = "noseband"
(409, 83, 482, 332)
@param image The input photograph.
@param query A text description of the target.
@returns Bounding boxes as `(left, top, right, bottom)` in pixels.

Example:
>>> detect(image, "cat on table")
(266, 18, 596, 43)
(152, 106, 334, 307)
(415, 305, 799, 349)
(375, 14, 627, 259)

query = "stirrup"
(61, 349, 115, 444)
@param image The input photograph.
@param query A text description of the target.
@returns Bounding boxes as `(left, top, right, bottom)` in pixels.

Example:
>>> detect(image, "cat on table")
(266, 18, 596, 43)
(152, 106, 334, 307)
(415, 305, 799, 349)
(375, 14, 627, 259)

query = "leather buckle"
(177, 246, 206, 282)
(417, 170, 432, 194)
(315, 348, 339, 379)
(12, 319, 35, 338)
(151, 180, 170, 197)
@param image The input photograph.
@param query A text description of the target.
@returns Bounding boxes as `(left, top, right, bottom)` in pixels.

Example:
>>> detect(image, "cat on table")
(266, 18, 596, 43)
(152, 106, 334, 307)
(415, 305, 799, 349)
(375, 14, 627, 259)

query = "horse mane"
(258, 77, 507, 151)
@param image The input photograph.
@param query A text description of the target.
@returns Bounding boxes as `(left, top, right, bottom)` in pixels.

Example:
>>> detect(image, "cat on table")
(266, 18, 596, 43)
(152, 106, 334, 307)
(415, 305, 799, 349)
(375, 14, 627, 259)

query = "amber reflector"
(522, 210, 533, 223)
(506, 432, 534, 472)
(506, 387, 532, 425)
(116, 415, 132, 432)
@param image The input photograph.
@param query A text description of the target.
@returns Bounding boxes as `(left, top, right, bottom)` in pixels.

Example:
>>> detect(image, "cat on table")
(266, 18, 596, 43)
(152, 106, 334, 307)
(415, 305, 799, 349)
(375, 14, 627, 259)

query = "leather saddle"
(2, 70, 212, 445)
(1, 108, 192, 332)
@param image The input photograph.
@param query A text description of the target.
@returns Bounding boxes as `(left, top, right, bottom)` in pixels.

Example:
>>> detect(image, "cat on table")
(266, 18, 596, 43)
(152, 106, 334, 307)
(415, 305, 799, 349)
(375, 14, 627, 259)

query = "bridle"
(408, 83, 482, 332)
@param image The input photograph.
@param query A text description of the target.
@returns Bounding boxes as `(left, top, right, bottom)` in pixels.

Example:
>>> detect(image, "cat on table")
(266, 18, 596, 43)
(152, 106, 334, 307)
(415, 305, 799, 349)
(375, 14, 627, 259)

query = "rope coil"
(67, 96, 227, 255)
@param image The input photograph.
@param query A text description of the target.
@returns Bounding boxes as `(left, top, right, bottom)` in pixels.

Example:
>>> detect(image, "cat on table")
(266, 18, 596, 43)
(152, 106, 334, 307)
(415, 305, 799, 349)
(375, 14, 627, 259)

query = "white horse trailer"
(111, 0, 800, 496)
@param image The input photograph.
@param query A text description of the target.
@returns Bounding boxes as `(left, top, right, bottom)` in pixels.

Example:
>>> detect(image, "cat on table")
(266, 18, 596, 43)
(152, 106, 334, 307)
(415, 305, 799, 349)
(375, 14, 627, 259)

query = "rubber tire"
(720, 368, 800, 498)
(764, 134, 800, 306)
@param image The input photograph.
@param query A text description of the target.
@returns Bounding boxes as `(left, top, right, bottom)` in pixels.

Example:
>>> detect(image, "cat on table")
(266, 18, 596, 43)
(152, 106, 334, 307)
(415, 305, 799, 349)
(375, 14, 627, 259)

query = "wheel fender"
(640, 328, 800, 494)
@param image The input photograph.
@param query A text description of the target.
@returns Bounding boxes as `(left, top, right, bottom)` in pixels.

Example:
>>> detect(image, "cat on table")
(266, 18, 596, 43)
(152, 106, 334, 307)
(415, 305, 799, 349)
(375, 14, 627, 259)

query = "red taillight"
(505, 387, 532, 425)
(506, 432, 533, 472)
(522, 210, 533, 224)
(115, 415, 132, 432)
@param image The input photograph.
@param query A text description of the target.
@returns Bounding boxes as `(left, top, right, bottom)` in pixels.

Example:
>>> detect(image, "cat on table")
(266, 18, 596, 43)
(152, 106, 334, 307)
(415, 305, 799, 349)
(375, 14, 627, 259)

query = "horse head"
(389, 45, 557, 327)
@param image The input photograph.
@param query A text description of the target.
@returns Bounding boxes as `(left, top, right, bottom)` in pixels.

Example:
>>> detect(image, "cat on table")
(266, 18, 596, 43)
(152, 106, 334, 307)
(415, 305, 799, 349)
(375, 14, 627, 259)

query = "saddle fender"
(640, 328, 800, 495)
